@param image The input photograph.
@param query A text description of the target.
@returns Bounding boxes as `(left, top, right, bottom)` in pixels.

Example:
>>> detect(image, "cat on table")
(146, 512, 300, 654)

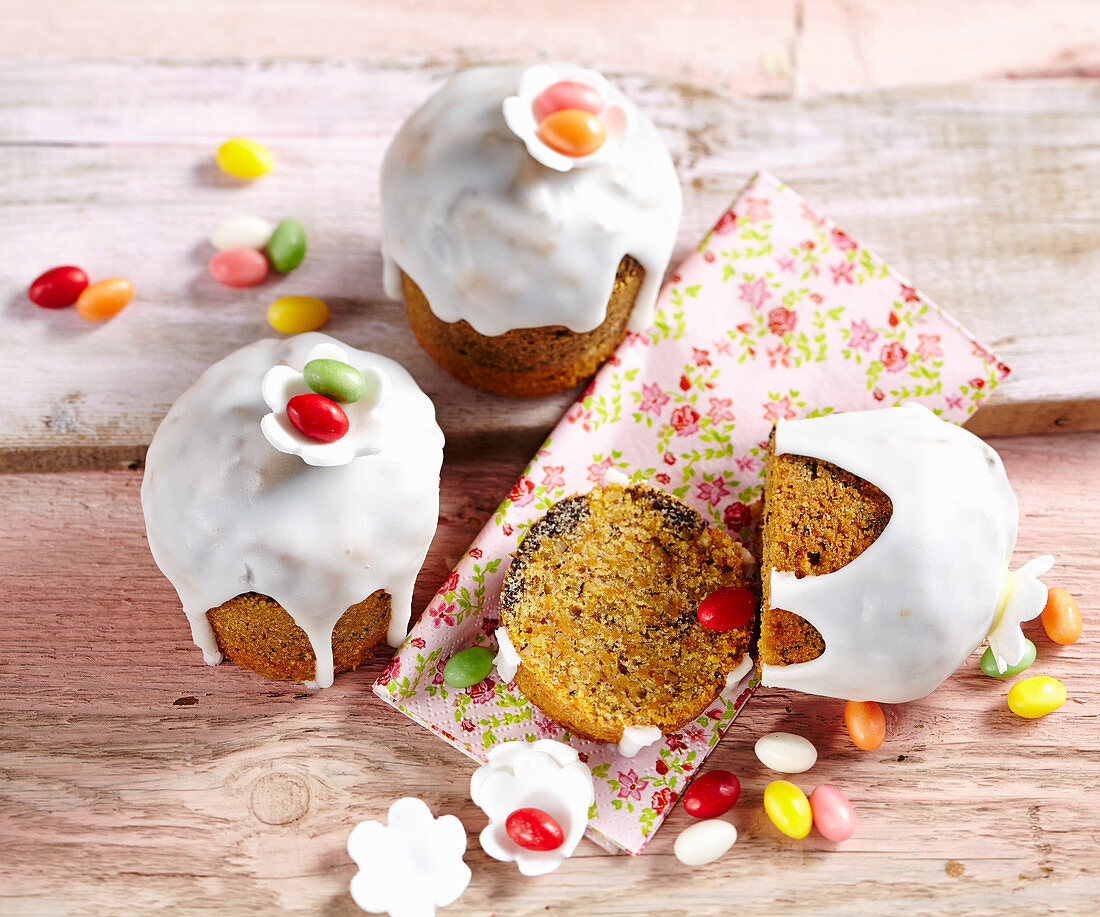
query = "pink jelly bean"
(532, 80, 603, 121)
(810, 785, 857, 843)
(208, 247, 269, 288)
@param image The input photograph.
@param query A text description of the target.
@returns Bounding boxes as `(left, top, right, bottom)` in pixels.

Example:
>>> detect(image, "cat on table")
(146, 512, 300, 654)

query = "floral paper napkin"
(374, 171, 1008, 855)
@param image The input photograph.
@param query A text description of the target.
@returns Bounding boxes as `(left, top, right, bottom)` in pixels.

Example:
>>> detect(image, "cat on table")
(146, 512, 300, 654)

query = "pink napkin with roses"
(374, 171, 1009, 855)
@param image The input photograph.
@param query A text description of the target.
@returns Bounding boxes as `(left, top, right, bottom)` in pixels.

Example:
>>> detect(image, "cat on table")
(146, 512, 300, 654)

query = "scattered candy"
(673, 819, 737, 866)
(208, 248, 269, 288)
(303, 358, 367, 404)
(75, 278, 134, 322)
(532, 80, 603, 121)
(809, 785, 857, 843)
(980, 639, 1037, 678)
(215, 138, 273, 179)
(28, 265, 88, 309)
(286, 393, 349, 443)
(844, 700, 886, 751)
(505, 808, 564, 852)
(210, 215, 274, 252)
(537, 109, 605, 158)
(442, 646, 495, 688)
(754, 732, 818, 773)
(696, 587, 755, 632)
(1007, 675, 1066, 719)
(267, 295, 329, 334)
(763, 780, 812, 839)
(266, 218, 307, 273)
(682, 769, 741, 819)
(1041, 588, 1082, 645)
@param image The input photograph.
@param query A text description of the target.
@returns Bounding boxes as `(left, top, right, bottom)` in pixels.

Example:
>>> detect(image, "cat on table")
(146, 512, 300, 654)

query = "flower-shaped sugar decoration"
(347, 797, 471, 917)
(470, 739, 594, 876)
(986, 553, 1056, 673)
(261, 342, 389, 467)
(503, 63, 638, 172)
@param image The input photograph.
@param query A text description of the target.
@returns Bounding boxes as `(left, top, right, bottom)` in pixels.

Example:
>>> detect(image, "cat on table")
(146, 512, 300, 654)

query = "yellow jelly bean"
(763, 780, 812, 839)
(1041, 588, 1082, 645)
(538, 109, 606, 157)
(1007, 676, 1066, 719)
(267, 296, 329, 334)
(216, 138, 273, 179)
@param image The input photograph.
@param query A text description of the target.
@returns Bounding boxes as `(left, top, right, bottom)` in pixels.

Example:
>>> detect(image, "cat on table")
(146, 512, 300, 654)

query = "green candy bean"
(442, 646, 495, 688)
(304, 358, 367, 403)
(266, 218, 307, 273)
(979, 638, 1036, 678)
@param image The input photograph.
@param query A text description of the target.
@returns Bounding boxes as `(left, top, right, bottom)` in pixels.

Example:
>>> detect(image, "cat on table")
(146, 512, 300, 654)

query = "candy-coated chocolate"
(75, 278, 134, 322)
(505, 807, 564, 852)
(673, 819, 736, 866)
(29, 265, 88, 309)
(303, 358, 367, 404)
(844, 700, 886, 751)
(810, 785, 857, 843)
(1041, 588, 1082, 645)
(763, 780, 812, 839)
(532, 80, 603, 121)
(755, 732, 818, 774)
(216, 138, 273, 179)
(442, 646, 495, 688)
(683, 769, 740, 819)
(696, 587, 755, 632)
(286, 393, 349, 443)
(980, 639, 1036, 678)
(267, 296, 329, 334)
(1007, 676, 1066, 719)
(208, 248, 269, 288)
(266, 218, 307, 273)
(210, 215, 274, 252)
(537, 109, 606, 158)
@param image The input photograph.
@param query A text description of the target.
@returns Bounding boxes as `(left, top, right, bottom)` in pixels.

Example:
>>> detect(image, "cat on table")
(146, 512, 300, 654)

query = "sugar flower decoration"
(347, 797, 471, 917)
(503, 63, 637, 172)
(986, 554, 1055, 673)
(470, 739, 594, 876)
(261, 342, 389, 467)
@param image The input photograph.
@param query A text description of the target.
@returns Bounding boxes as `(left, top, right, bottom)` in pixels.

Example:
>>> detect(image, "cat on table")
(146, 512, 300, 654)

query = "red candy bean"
(532, 80, 604, 121)
(286, 394, 349, 443)
(505, 807, 564, 852)
(29, 265, 89, 309)
(696, 587, 755, 632)
(208, 247, 269, 288)
(683, 769, 741, 819)
(810, 785, 857, 843)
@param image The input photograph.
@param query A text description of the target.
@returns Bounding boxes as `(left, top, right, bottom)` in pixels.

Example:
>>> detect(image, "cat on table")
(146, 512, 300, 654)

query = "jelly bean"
(754, 732, 818, 773)
(810, 785, 857, 843)
(1007, 676, 1066, 719)
(75, 278, 134, 322)
(673, 819, 736, 866)
(304, 358, 366, 404)
(683, 769, 740, 819)
(210, 215, 274, 252)
(215, 138, 273, 179)
(980, 639, 1036, 678)
(208, 248, 269, 288)
(28, 265, 88, 309)
(532, 80, 604, 121)
(505, 807, 564, 852)
(442, 646, 495, 688)
(697, 587, 755, 631)
(266, 218, 307, 273)
(1041, 588, 1082, 645)
(844, 700, 886, 751)
(538, 109, 606, 158)
(763, 780, 812, 839)
(267, 296, 329, 334)
(286, 394, 348, 443)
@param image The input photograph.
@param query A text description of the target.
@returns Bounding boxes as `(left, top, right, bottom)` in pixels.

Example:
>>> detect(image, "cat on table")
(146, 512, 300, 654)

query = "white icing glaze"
(723, 655, 753, 692)
(493, 626, 521, 683)
(761, 404, 1050, 702)
(380, 64, 682, 337)
(602, 466, 631, 487)
(617, 725, 662, 758)
(470, 739, 594, 876)
(141, 333, 443, 688)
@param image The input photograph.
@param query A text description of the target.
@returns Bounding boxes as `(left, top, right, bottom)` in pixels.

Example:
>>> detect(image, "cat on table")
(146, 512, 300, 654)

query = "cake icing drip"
(380, 64, 682, 337)
(618, 726, 662, 758)
(141, 333, 443, 688)
(762, 404, 1051, 703)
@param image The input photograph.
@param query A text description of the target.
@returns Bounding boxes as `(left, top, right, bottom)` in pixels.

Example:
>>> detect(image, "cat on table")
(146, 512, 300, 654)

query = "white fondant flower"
(470, 739, 594, 876)
(347, 797, 471, 917)
(986, 554, 1056, 673)
(503, 63, 637, 172)
(260, 343, 390, 467)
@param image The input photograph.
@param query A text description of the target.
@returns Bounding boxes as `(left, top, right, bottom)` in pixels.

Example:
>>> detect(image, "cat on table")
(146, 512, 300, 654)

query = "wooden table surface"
(2, 54, 1099, 916)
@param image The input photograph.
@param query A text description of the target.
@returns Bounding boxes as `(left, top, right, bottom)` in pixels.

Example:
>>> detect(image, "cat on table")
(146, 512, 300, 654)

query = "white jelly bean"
(754, 732, 818, 774)
(210, 215, 275, 251)
(673, 819, 737, 866)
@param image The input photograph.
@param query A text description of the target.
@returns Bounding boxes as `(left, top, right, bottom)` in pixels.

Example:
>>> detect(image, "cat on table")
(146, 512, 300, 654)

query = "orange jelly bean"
(844, 700, 886, 751)
(538, 109, 606, 157)
(75, 278, 134, 322)
(1041, 587, 1082, 645)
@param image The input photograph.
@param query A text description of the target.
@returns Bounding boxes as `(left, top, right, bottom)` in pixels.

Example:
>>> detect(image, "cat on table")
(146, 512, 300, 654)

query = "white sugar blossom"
(986, 554, 1056, 673)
